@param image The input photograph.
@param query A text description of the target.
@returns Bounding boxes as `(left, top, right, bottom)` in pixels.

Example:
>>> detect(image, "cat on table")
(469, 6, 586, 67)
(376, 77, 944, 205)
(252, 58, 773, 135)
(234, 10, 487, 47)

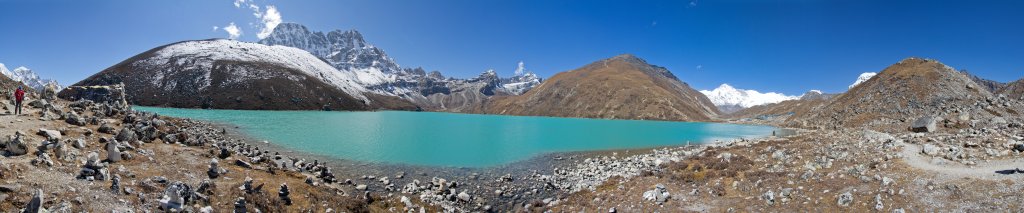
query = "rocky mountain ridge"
(257, 23, 542, 110)
(0, 63, 62, 91)
(67, 39, 415, 110)
(478, 54, 719, 121)
(699, 84, 800, 114)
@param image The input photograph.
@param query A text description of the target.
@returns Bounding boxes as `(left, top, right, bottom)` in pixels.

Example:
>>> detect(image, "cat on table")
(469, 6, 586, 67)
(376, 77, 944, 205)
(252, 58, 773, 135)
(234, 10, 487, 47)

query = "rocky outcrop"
(479, 54, 719, 121)
(998, 78, 1024, 100)
(795, 58, 998, 129)
(57, 83, 129, 109)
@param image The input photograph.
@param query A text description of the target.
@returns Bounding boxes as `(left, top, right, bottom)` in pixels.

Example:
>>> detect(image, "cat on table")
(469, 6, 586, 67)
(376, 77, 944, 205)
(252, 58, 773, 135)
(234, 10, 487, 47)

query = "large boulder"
(57, 83, 129, 109)
(3, 133, 29, 156)
(911, 116, 939, 133)
(42, 83, 60, 100)
(36, 128, 62, 141)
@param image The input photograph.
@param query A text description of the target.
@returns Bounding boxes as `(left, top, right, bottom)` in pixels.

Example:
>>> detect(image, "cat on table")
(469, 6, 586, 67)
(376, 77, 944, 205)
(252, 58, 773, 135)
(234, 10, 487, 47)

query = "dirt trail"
(899, 141, 1024, 180)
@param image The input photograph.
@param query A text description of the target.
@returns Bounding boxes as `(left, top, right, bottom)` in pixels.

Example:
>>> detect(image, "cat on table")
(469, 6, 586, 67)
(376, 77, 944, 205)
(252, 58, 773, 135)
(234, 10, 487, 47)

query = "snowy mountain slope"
(699, 84, 800, 110)
(0, 63, 62, 91)
(257, 22, 543, 110)
(68, 39, 417, 110)
(258, 23, 402, 74)
(140, 39, 370, 101)
(849, 72, 877, 89)
(497, 61, 542, 95)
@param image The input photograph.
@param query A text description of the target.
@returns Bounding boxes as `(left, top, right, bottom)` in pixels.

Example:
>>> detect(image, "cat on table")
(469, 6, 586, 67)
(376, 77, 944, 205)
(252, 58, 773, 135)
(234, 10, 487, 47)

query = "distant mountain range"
(0, 63, 61, 91)
(699, 84, 801, 114)
(730, 57, 1021, 129)
(60, 22, 1023, 123)
(69, 23, 542, 111)
(257, 23, 542, 111)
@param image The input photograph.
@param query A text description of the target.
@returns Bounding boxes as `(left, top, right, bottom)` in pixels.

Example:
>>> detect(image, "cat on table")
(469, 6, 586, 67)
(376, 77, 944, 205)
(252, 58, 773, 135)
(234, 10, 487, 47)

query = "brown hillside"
(796, 57, 994, 129)
(998, 78, 1024, 100)
(478, 54, 719, 121)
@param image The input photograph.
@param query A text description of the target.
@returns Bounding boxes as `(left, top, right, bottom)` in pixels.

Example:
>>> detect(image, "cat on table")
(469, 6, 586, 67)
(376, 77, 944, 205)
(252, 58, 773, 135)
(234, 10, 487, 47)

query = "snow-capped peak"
(699, 83, 799, 108)
(849, 72, 877, 89)
(807, 90, 822, 94)
(0, 63, 62, 91)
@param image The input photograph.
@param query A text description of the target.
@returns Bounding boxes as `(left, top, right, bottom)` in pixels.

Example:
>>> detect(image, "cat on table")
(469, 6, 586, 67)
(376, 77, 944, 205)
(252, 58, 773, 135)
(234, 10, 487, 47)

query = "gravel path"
(899, 141, 1024, 180)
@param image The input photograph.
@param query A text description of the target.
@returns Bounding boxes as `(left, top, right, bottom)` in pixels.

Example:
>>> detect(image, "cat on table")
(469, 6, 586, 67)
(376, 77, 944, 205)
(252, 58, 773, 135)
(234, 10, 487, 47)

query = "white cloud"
(212, 26, 219, 31)
(223, 22, 242, 39)
(249, 4, 261, 18)
(256, 5, 282, 39)
(233, 0, 245, 8)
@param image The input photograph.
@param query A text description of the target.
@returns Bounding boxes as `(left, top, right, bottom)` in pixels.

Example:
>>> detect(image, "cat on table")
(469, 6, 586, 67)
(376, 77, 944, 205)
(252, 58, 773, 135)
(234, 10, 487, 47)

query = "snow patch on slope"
(849, 72, 877, 89)
(700, 84, 800, 108)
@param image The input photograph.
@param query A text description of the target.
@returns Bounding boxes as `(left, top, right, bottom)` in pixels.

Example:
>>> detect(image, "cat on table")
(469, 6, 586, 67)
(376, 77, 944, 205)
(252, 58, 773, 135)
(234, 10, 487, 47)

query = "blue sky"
(1, 0, 1022, 95)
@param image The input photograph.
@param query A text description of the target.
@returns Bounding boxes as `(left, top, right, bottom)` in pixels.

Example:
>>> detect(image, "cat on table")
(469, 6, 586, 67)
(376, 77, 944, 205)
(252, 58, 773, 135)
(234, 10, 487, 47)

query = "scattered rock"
(233, 197, 247, 213)
(235, 159, 252, 169)
(642, 184, 671, 204)
(24, 189, 44, 213)
(207, 159, 222, 179)
(106, 141, 122, 162)
(279, 183, 292, 205)
(762, 190, 776, 205)
(837, 192, 854, 207)
(922, 144, 940, 156)
(3, 133, 29, 156)
(37, 128, 62, 141)
(911, 116, 939, 133)
(98, 123, 116, 134)
(457, 191, 472, 202)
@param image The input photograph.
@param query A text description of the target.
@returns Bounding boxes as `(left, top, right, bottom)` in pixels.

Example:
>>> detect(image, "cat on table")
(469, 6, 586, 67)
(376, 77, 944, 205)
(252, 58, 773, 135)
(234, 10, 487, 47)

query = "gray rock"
(3, 134, 29, 156)
(235, 160, 252, 169)
(28, 99, 47, 108)
(1014, 144, 1024, 152)
(356, 184, 368, 191)
(837, 192, 854, 207)
(233, 197, 247, 213)
(991, 117, 1008, 124)
(65, 112, 86, 126)
(457, 191, 472, 202)
(279, 183, 291, 205)
(762, 190, 775, 205)
(111, 175, 121, 194)
(115, 128, 136, 143)
(72, 138, 86, 149)
(874, 194, 884, 210)
(911, 116, 939, 133)
(37, 128, 62, 140)
(97, 123, 116, 134)
(642, 184, 671, 204)
(922, 143, 941, 156)
(106, 141, 122, 162)
(24, 189, 44, 213)
(207, 159, 221, 179)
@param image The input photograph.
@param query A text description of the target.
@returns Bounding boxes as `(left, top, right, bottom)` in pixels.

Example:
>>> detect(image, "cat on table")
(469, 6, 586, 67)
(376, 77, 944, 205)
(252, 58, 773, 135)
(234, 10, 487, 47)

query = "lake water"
(135, 107, 777, 167)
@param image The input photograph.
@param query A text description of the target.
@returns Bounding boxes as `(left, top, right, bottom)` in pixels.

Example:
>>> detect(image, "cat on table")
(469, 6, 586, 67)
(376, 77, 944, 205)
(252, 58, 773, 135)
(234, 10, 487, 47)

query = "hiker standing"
(14, 86, 25, 115)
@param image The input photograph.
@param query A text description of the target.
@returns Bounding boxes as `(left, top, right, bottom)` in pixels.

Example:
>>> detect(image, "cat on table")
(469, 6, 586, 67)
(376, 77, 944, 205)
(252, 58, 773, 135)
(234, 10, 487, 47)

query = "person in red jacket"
(14, 86, 24, 115)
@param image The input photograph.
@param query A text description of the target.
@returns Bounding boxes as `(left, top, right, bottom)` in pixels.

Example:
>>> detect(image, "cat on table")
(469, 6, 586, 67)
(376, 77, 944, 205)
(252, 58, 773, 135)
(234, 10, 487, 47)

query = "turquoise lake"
(135, 106, 778, 167)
